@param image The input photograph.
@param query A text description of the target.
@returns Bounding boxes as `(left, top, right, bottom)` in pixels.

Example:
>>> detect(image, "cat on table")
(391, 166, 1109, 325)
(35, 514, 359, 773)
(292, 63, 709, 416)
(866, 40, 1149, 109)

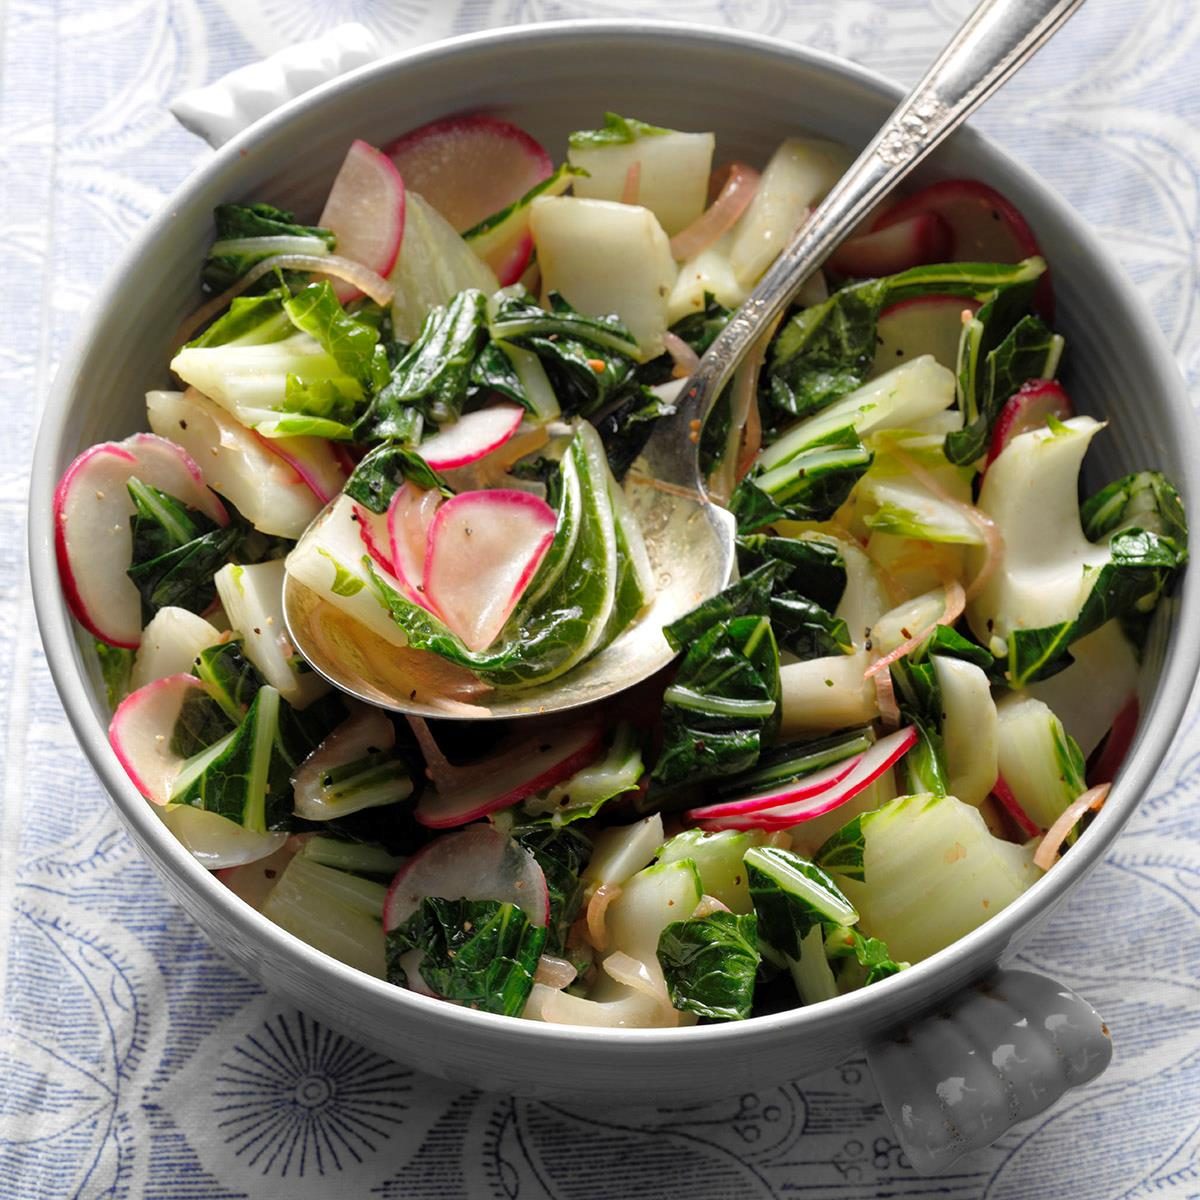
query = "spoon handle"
(653, 0, 1087, 489)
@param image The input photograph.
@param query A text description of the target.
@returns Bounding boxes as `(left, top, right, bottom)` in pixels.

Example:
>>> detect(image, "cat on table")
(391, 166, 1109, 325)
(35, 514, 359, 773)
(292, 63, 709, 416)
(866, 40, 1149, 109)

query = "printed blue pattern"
(2, 1, 1199, 1197)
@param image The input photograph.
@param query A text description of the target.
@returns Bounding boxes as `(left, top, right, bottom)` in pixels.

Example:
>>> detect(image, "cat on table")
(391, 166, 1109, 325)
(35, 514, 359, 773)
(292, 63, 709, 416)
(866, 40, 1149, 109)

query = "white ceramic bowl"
(28, 20, 1200, 1173)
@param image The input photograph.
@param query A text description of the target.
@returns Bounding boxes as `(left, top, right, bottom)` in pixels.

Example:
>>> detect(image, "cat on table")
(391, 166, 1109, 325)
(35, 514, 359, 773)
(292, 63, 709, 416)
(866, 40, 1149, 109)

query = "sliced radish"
(423, 489, 556, 652)
(417, 404, 525, 471)
(317, 139, 406, 304)
(986, 379, 1074, 467)
(990, 774, 1042, 840)
(55, 432, 229, 648)
(873, 179, 1041, 264)
(382, 824, 550, 929)
(109, 672, 212, 804)
(696, 726, 917, 831)
(384, 115, 552, 235)
(414, 720, 604, 828)
(684, 753, 864, 822)
(147, 389, 323, 539)
(828, 212, 951, 278)
(872, 295, 977, 376)
(259, 432, 351, 504)
(353, 502, 396, 576)
(385, 484, 444, 609)
(1087, 692, 1139, 787)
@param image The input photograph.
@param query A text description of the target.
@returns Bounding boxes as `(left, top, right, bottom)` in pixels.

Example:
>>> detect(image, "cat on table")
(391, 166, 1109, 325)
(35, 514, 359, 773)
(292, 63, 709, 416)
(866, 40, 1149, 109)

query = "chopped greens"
(658, 910, 760, 1021)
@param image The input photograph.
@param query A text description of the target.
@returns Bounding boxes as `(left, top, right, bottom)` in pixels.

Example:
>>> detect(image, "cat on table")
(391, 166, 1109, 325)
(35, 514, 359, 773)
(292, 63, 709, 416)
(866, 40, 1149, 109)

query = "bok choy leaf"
(658, 910, 760, 1021)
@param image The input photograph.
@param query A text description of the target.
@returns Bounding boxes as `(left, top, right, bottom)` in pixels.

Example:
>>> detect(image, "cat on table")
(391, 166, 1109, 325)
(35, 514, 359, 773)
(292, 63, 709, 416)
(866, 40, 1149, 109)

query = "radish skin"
(423, 489, 556, 652)
(416, 404, 524, 470)
(317, 139, 406, 302)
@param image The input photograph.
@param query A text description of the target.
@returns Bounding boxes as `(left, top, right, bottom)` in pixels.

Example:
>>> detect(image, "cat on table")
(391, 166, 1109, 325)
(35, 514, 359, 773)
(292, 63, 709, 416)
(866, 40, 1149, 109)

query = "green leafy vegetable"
(746, 846, 858, 959)
(1081, 470, 1188, 545)
(658, 910, 760, 1021)
(202, 202, 335, 294)
(95, 642, 134, 711)
(731, 426, 872, 533)
(521, 724, 644, 826)
(343, 442, 451, 514)
(813, 815, 866, 882)
(125, 479, 242, 623)
(386, 897, 546, 1016)
(736, 533, 847, 614)
(567, 111, 671, 149)
(359, 289, 489, 436)
(652, 567, 781, 789)
(824, 925, 906, 987)
(193, 638, 265, 722)
(768, 259, 1047, 425)
(510, 823, 592, 956)
(944, 302, 1063, 466)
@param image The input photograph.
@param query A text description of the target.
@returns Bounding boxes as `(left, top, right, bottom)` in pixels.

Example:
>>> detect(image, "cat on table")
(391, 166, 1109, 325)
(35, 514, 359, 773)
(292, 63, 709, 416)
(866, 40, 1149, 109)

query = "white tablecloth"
(3, 2, 1200, 1196)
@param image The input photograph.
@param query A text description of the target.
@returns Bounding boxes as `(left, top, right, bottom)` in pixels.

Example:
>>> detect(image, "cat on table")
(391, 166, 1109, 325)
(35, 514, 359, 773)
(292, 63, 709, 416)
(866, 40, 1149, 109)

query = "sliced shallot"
(1033, 783, 1110, 871)
(669, 162, 760, 261)
(586, 882, 621, 951)
(535, 954, 578, 990)
(662, 331, 700, 379)
(864, 579, 966, 679)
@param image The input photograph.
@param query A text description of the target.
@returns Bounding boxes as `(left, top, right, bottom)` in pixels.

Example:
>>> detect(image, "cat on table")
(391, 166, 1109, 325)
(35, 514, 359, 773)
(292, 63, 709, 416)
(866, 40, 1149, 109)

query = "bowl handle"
(170, 23, 383, 149)
(867, 968, 1111, 1174)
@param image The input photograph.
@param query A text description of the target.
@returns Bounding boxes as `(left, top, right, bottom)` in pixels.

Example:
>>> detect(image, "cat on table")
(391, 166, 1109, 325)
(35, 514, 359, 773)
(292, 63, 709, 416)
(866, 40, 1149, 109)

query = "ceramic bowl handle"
(867, 968, 1111, 1174)
(170, 23, 382, 148)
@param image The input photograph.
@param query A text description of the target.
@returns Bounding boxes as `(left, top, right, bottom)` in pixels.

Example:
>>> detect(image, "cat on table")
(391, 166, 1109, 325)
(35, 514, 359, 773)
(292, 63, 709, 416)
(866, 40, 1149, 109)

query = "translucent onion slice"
(1033, 783, 1110, 871)
(669, 162, 761, 261)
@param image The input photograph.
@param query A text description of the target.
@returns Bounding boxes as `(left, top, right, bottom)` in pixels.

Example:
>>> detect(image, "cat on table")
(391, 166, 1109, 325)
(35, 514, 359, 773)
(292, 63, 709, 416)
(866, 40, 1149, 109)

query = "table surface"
(4, 1, 1200, 1197)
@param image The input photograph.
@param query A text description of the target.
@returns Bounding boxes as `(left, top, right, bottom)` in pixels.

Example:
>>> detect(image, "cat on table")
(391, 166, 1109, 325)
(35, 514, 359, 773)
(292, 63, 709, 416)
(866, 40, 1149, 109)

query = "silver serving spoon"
(284, 0, 1085, 720)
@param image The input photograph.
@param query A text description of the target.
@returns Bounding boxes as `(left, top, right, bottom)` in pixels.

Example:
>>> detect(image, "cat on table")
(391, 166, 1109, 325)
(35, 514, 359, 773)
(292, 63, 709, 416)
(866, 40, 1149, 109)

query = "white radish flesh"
(131, 608, 223, 691)
(386, 484, 443, 609)
(55, 432, 228, 648)
(423, 489, 557, 652)
(530, 195, 677, 360)
(413, 720, 604, 828)
(109, 672, 211, 804)
(214, 559, 329, 709)
(385, 115, 552, 234)
(829, 212, 951, 278)
(383, 824, 549, 930)
(417, 403, 524, 470)
(317, 139, 406, 302)
(147, 389, 323, 539)
(285, 495, 410, 649)
(871, 296, 975, 378)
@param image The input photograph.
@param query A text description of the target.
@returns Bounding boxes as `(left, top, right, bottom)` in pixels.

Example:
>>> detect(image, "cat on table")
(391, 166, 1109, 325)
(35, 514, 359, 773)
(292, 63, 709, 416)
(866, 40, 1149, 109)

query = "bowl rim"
(28, 17, 1200, 1051)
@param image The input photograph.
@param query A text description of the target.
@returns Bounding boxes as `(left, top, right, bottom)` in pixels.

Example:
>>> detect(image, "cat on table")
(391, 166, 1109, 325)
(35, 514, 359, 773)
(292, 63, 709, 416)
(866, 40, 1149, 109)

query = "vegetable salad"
(57, 109, 1187, 1026)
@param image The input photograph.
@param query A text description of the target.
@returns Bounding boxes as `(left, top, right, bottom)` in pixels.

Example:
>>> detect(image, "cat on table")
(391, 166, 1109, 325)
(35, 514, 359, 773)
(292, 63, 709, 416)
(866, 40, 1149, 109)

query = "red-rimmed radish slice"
(109, 672, 211, 804)
(147, 389, 323, 540)
(697, 727, 917, 832)
(353, 502, 396, 576)
(317, 139, 406, 303)
(873, 179, 1041, 263)
(386, 484, 444, 609)
(414, 720, 605, 828)
(829, 212, 951, 278)
(685, 753, 864, 822)
(1087, 693, 1139, 787)
(256, 432, 350, 504)
(384, 115, 552, 234)
(55, 432, 229, 647)
(417, 404, 524, 470)
(383, 824, 550, 929)
(990, 774, 1042, 839)
(873, 295, 979, 374)
(423, 489, 556, 652)
(986, 379, 1074, 467)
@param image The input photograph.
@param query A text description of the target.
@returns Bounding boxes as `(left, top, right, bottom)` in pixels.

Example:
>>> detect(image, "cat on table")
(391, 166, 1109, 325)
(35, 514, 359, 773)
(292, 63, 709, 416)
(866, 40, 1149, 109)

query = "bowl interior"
(30, 22, 1200, 1098)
